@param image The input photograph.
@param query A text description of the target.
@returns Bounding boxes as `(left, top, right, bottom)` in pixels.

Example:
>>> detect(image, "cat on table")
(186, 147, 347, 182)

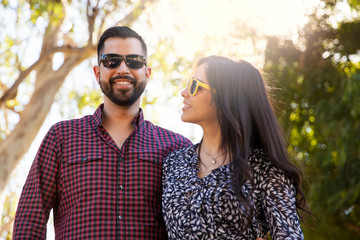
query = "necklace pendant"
(211, 159, 216, 164)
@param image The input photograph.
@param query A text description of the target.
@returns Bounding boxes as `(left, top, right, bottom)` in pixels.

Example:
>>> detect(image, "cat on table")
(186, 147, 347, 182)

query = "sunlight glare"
(150, 0, 319, 59)
(230, 0, 318, 36)
(179, 0, 234, 36)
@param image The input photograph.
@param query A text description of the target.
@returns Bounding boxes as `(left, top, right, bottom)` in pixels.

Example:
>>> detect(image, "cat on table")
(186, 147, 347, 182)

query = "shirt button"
(118, 185, 124, 190)
(118, 215, 123, 220)
(118, 156, 124, 162)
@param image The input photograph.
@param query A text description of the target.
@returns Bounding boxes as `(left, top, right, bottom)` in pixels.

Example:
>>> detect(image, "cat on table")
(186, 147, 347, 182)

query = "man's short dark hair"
(97, 26, 148, 63)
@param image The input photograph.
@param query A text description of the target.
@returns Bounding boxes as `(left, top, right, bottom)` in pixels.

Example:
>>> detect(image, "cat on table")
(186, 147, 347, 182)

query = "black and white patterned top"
(162, 144, 304, 240)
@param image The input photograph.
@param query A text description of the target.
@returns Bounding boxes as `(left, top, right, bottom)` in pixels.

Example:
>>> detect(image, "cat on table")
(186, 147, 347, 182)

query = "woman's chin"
(181, 114, 191, 123)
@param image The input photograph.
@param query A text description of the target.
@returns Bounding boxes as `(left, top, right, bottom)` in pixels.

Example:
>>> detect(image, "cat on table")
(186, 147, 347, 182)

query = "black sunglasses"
(99, 54, 147, 69)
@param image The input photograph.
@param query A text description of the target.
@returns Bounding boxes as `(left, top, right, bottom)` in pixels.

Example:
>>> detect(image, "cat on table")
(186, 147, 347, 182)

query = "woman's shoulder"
(163, 144, 198, 168)
(249, 148, 287, 180)
(249, 148, 272, 171)
(249, 148, 293, 189)
(166, 144, 197, 158)
(162, 144, 199, 181)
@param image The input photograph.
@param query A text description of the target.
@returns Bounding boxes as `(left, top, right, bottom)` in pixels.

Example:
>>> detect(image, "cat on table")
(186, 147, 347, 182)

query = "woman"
(162, 56, 309, 239)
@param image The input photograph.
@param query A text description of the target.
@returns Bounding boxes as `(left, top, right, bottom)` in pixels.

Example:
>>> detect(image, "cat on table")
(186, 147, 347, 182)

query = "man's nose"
(116, 59, 130, 73)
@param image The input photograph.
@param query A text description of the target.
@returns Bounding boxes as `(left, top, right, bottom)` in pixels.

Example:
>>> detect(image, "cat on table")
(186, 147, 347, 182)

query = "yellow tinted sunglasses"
(187, 78, 211, 96)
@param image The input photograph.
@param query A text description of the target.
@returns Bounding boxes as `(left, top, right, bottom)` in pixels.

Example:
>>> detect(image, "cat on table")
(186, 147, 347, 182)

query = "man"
(13, 26, 191, 239)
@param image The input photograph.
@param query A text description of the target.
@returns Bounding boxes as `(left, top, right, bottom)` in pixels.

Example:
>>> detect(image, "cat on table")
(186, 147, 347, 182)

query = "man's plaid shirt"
(13, 104, 191, 239)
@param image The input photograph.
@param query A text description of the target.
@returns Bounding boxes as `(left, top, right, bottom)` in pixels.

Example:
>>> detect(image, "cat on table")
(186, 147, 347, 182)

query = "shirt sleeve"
(13, 125, 60, 240)
(256, 154, 304, 240)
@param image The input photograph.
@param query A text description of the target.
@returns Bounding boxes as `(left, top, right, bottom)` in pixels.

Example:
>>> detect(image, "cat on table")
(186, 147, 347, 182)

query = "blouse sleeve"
(252, 150, 304, 240)
(162, 151, 174, 186)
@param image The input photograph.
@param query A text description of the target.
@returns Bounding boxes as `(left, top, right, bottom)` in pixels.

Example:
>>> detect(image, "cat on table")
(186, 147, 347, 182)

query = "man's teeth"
(184, 104, 191, 108)
(115, 81, 131, 85)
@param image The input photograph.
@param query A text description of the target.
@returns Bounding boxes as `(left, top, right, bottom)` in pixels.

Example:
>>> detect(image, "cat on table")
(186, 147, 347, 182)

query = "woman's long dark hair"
(196, 56, 310, 227)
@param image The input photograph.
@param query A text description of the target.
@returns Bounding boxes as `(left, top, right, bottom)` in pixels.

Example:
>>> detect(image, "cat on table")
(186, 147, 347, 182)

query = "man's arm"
(13, 126, 60, 240)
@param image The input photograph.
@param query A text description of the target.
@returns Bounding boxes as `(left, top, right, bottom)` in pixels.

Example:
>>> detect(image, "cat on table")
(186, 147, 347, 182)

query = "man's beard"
(99, 74, 146, 107)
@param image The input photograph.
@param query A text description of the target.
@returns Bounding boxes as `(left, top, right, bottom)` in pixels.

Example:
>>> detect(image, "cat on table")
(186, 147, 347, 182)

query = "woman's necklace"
(200, 140, 227, 164)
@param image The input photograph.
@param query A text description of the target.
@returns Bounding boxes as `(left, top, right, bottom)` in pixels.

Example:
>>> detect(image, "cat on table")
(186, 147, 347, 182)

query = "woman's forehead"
(193, 63, 208, 83)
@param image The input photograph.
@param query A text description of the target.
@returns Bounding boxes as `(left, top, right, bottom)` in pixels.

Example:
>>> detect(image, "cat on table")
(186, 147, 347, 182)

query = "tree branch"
(87, 0, 100, 46)
(116, 0, 152, 26)
(0, 58, 44, 108)
(0, 45, 89, 108)
(95, 1, 114, 46)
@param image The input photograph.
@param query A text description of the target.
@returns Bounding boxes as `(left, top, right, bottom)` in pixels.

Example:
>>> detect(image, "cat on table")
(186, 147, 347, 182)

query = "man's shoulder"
(141, 120, 192, 149)
(51, 114, 93, 130)
(143, 120, 188, 139)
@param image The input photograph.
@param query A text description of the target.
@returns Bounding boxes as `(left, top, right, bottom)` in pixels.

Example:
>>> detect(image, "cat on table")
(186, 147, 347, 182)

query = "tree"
(264, 0, 360, 238)
(0, 0, 157, 231)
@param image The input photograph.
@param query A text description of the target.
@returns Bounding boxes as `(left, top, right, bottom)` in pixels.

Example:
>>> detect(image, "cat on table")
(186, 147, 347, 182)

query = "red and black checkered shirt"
(13, 104, 192, 240)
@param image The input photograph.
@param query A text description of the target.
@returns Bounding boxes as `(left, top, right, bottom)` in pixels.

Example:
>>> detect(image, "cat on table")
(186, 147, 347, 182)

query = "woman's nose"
(181, 87, 188, 98)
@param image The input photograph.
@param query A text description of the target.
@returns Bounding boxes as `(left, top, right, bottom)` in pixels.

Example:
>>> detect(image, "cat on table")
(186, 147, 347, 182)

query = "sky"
(0, 0, 322, 238)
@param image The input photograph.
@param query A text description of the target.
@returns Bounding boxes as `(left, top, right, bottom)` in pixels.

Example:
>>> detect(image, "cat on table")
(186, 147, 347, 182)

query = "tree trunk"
(0, 46, 95, 195)
(0, 0, 155, 202)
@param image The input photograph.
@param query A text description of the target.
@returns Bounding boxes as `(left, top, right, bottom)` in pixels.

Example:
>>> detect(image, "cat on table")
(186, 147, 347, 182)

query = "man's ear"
(145, 67, 151, 84)
(93, 65, 100, 84)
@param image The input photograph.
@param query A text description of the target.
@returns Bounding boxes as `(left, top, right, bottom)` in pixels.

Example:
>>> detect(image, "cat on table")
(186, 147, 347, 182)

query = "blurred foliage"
(0, 191, 17, 239)
(264, 0, 360, 238)
(150, 39, 193, 95)
(68, 88, 103, 114)
(28, 0, 66, 26)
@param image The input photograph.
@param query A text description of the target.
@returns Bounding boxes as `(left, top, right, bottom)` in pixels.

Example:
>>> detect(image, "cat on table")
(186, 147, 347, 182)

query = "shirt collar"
(93, 103, 145, 130)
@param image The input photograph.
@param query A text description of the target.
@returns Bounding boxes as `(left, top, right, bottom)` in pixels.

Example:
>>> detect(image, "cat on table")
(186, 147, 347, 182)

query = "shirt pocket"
(66, 153, 103, 164)
(61, 153, 105, 198)
(135, 152, 163, 203)
(137, 152, 163, 165)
